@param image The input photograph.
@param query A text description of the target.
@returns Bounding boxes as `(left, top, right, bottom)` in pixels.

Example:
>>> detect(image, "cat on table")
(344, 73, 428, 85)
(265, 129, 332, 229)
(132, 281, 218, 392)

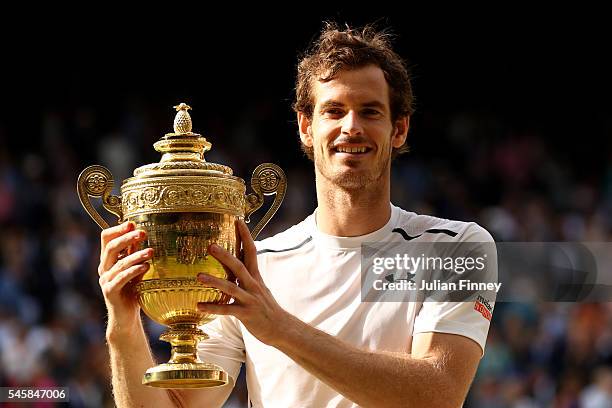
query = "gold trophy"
(77, 103, 286, 388)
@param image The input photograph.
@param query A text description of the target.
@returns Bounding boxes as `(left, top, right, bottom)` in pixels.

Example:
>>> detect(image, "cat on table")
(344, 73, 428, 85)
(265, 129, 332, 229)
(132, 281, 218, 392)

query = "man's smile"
(330, 143, 373, 157)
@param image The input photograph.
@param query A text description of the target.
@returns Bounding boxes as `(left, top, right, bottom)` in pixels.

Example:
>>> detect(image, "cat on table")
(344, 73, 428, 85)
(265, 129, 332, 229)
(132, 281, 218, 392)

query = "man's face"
(299, 65, 408, 190)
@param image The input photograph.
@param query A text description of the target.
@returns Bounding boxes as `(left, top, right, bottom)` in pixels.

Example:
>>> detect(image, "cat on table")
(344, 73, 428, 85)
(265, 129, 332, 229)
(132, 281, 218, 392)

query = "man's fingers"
(235, 220, 243, 262)
(237, 220, 259, 276)
(208, 244, 257, 289)
(101, 221, 133, 250)
(101, 248, 154, 281)
(100, 229, 148, 274)
(197, 273, 251, 302)
(101, 263, 150, 297)
(197, 303, 239, 317)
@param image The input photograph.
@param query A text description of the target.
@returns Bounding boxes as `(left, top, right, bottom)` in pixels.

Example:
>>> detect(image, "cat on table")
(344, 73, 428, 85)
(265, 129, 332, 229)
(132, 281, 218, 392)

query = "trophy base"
(142, 362, 229, 388)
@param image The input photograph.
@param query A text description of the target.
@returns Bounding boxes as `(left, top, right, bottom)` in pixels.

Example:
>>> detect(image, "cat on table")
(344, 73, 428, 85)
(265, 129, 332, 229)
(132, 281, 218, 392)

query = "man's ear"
(391, 116, 410, 148)
(298, 112, 313, 147)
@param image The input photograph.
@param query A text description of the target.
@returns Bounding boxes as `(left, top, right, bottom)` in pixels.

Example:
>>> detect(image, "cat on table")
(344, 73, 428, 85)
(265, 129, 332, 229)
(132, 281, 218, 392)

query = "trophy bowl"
(77, 103, 286, 388)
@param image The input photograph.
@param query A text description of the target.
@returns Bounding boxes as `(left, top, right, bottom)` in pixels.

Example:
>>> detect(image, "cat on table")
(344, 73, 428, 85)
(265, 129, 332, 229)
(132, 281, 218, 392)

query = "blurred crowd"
(0, 99, 611, 407)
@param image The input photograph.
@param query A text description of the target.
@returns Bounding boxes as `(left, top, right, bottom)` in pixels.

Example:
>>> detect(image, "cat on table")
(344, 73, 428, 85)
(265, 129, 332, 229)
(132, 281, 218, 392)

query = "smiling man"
(98, 23, 496, 407)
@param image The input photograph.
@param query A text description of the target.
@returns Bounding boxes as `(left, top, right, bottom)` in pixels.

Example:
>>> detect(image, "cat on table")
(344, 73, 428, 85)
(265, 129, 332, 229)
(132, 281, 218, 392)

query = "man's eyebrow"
(318, 100, 345, 111)
(318, 100, 387, 111)
(362, 101, 386, 110)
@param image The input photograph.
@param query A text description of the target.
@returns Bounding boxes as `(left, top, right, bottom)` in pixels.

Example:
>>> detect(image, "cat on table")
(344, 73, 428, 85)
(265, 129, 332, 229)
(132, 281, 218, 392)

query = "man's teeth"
(336, 146, 367, 153)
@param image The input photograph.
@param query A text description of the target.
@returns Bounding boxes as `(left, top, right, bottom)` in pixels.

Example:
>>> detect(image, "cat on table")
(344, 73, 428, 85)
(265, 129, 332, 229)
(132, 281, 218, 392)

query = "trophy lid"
(78, 102, 284, 227)
(132, 103, 234, 178)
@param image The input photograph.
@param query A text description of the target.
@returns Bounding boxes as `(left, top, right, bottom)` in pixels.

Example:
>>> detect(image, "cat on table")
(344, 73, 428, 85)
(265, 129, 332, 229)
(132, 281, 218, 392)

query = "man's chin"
(315, 158, 386, 190)
(330, 171, 376, 190)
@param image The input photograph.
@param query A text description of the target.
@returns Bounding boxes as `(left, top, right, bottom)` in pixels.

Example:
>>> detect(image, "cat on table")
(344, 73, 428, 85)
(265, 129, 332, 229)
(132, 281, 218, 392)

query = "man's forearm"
(106, 316, 177, 408)
(272, 313, 461, 408)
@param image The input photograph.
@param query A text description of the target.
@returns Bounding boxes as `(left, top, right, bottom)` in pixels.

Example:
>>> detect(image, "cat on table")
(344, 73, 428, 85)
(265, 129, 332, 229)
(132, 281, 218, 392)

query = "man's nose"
(341, 111, 363, 136)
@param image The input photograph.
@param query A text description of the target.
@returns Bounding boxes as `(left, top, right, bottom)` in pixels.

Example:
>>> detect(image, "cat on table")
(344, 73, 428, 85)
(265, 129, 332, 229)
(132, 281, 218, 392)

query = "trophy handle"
(77, 165, 123, 229)
(245, 163, 286, 240)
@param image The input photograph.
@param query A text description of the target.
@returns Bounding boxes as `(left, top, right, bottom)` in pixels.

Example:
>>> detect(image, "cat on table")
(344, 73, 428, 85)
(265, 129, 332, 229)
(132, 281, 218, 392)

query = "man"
(98, 23, 496, 407)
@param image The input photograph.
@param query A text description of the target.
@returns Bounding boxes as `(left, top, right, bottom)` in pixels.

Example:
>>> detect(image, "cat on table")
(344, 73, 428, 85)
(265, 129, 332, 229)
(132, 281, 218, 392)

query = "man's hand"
(98, 221, 153, 331)
(197, 219, 288, 345)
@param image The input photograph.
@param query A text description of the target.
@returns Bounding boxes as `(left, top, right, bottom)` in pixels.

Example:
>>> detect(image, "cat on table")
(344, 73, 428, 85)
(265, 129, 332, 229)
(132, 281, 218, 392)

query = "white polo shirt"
(198, 204, 496, 407)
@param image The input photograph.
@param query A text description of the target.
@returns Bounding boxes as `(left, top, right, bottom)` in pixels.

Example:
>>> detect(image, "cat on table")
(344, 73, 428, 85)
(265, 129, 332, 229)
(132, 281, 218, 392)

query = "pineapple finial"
(172, 103, 193, 134)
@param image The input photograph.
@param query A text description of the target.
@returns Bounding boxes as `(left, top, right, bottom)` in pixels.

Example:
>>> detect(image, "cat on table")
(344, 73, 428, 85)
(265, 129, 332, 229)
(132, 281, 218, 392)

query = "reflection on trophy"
(76, 103, 286, 388)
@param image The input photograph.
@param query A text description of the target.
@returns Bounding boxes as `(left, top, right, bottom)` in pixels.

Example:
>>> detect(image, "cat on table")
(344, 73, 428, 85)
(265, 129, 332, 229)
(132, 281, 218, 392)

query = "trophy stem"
(161, 323, 207, 364)
(142, 323, 229, 388)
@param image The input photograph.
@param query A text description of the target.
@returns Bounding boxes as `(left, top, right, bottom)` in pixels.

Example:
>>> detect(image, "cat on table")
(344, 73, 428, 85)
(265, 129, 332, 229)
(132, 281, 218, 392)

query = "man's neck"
(314, 173, 391, 237)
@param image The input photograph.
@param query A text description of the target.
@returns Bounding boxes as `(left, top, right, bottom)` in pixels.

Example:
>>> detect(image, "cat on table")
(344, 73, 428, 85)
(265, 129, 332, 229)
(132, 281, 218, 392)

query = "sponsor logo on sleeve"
(474, 295, 493, 321)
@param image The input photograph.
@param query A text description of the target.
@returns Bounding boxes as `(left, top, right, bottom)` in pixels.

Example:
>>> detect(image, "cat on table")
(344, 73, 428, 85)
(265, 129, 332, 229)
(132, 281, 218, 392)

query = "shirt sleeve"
(197, 315, 246, 385)
(412, 223, 497, 356)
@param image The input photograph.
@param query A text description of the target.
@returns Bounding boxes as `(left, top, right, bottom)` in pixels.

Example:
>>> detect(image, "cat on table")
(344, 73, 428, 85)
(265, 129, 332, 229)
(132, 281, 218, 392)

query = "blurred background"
(1, 10, 611, 407)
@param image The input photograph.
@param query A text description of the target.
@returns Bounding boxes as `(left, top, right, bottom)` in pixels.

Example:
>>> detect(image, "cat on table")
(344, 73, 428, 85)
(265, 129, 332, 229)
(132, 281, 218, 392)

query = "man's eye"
(363, 109, 381, 116)
(325, 109, 343, 116)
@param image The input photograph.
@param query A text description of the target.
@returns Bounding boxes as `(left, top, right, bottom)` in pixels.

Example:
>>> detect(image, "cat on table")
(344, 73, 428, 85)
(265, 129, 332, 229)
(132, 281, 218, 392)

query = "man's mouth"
(332, 145, 372, 154)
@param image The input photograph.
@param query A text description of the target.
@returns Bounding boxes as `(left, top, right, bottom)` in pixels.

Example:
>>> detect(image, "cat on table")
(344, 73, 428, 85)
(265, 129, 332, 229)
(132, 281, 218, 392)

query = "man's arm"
(198, 220, 483, 408)
(106, 316, 178, 407)
(106, 318, 234, 408)
(272, 314, 479, 408)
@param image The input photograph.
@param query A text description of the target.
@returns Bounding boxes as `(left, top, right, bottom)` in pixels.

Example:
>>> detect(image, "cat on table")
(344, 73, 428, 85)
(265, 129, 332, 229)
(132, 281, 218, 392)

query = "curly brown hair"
(293, 22, 415, 160)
